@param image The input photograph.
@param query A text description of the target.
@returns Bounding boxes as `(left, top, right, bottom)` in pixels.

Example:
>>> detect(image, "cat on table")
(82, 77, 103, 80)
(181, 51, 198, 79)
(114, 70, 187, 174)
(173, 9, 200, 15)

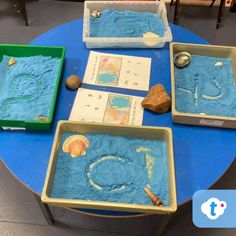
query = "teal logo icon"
(201, 197, 227, 220)
(193, 190, 236, 228)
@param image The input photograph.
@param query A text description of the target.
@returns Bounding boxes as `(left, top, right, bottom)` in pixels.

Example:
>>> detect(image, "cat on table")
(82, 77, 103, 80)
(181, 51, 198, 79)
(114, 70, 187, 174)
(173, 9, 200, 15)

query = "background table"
(0, 19, 235, 218)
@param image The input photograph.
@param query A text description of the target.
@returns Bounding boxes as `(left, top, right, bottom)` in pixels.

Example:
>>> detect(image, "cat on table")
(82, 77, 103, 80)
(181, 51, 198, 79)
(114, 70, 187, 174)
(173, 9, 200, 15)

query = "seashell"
(144, 187, 163, 207)
(143, 32, 160, 47)
(91, 10, 101, 18)
(215, 61, 223, 67)
(174, 52, 191, 68)
(143, 32, 160, 38)
(8, 57, 16, 67)
(62, 135, 89, 158)
(35, 116, 49, 121)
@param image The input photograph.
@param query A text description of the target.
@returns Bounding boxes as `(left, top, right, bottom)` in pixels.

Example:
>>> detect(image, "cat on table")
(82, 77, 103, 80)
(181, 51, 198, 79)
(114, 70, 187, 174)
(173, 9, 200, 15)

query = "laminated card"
(83, 51, 151, 91)
(69, 88, 144, 126)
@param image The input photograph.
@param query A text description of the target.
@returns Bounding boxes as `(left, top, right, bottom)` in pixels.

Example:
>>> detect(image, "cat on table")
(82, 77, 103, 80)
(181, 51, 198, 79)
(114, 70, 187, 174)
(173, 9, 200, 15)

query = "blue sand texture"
(175, 56, 236, 117)
(98, 73, 117, 84)
(111, 97, 130, 108)
(90, 9, 165, 38)
(50, 133, 169, 206)
(0, 55, 60, 121)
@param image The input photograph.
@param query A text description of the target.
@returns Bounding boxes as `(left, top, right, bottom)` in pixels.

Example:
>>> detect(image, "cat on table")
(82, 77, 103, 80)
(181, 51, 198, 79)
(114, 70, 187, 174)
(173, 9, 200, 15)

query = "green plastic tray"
(0, 44, 66, 131)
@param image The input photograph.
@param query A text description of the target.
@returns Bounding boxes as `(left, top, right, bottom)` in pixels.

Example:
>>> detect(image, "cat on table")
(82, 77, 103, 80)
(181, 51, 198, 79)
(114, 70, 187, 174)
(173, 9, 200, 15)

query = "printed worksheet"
(83, 51, 151, 91)
(69, 88, 144, 126)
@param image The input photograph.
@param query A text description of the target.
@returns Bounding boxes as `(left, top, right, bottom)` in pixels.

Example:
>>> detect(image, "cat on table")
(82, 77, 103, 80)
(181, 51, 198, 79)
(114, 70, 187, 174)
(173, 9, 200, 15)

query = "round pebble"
(65, 75, 81, 90)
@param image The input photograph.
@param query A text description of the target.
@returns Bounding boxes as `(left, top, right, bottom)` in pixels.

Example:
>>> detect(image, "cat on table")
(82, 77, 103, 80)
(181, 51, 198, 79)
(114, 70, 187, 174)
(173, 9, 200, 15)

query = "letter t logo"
(210, 201, 217, 216)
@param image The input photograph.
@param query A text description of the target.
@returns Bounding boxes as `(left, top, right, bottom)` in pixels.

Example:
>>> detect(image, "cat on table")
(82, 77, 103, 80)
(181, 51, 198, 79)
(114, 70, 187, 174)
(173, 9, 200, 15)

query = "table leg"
(210, 0, 216, 7)
(18, 0, 29, 26)
(33, 193, 55, 225)
(216, 0, 225, 28)
(16, 0, 21, 13)
(170, 0, 174, 6)
(154, 213, 174, 236)
(173, 0, 180, 24)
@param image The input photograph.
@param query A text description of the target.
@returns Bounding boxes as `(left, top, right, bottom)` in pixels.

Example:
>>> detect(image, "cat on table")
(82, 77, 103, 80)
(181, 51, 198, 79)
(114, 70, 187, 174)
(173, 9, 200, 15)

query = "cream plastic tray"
(83, 1, 172, 48)
(41, 121, 177, 214)
(170, 42, 236, 129)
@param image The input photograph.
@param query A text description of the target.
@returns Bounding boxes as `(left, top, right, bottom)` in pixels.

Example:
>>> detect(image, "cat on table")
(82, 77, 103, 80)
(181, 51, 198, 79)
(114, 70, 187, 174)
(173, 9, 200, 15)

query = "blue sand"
(111, 97, 130, 108)
(175, 56, 236, 116)
(90, 9, 165, 38)
(0, 55, 60, 121)
(98, 73, 117, 84)
(50, 133, 169, 206)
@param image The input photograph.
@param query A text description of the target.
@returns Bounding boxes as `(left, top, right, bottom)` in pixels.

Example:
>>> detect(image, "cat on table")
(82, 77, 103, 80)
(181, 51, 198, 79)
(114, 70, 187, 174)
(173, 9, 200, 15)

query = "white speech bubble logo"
(201, 197, 227, 220)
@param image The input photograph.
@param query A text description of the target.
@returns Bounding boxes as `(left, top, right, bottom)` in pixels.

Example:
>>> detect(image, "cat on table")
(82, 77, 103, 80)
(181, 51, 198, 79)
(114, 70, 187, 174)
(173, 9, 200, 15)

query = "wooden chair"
(170, 0, 226, 28)
(13, 0, 29, 26)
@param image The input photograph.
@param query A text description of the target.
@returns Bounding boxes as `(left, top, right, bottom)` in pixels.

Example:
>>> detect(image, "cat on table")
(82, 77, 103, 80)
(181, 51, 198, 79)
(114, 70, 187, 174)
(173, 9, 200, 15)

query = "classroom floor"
(0, 0, 236, 235)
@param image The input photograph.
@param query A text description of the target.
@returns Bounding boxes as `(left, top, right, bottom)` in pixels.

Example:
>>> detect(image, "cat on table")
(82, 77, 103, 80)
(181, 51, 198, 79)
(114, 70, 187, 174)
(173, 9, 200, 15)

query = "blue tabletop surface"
(1, 19, 235, 217)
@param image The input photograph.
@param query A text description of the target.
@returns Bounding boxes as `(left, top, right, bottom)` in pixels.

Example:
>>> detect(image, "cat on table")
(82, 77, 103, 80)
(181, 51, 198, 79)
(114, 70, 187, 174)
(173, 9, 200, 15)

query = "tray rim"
(41, 121, 177, 214)
(170, 42, 236, 128)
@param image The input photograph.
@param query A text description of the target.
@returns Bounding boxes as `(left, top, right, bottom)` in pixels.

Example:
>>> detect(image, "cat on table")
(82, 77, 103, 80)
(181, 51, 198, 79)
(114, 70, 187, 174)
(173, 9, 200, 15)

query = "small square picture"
(96, 56, 122, 86)
(103, 94, 131, 125)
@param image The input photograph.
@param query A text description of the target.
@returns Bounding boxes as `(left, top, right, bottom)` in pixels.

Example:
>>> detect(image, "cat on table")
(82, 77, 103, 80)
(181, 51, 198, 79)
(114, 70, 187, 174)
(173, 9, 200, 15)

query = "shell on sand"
(144, 187, 163, 207)
(35, 116, 49, 121)
(8, 57, 16, 67)
(215, 61, 223, 67)
(91, 10, 101, 18)
(143, 32, 160, 47)
(62, 135, 89, 158)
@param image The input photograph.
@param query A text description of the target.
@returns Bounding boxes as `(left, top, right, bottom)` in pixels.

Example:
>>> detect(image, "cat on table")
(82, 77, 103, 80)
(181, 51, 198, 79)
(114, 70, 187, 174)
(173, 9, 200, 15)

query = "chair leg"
(19, 0, 28, 26)
(16, 0, 21, 12)
(170, 0, 174, 6)
(13, 0, 17, 7)
(173, 0, 180, 24)
(210, 0, 216, 7)
(216, 0, 225, 28)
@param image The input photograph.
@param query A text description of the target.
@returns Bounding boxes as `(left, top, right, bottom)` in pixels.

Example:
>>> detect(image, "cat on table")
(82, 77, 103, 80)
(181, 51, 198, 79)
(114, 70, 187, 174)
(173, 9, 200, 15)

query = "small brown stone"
(65, 75, 81, 90)
(147, 84, 165, 96)
(141, 84, 171, 113)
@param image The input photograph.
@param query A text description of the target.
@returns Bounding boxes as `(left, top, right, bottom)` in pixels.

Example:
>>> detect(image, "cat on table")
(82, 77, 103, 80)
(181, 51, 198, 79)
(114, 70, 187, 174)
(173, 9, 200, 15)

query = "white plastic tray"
(83, 1, 172, 48)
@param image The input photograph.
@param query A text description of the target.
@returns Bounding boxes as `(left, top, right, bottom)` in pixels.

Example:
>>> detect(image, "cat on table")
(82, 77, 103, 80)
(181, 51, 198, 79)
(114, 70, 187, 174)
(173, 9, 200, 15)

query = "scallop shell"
(62, 135, 89, 158)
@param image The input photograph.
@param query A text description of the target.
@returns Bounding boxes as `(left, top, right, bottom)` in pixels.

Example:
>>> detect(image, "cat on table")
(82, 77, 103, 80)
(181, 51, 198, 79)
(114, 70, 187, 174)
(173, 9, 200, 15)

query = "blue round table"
(1, 19, 235, 218)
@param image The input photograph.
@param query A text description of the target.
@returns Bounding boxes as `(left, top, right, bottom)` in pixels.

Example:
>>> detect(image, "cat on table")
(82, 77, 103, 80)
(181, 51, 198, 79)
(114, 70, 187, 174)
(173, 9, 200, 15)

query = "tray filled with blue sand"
(170, 42, 236, 129)
(42, 121, 177, 214)
(83, 1, 172, 48)
(0, 44, 65, 131)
